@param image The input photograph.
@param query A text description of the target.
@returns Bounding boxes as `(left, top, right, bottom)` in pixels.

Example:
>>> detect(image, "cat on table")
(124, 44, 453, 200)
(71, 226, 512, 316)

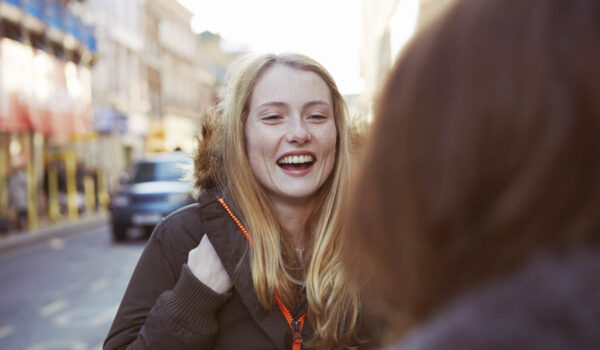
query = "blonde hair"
(218, 52, 361, 348)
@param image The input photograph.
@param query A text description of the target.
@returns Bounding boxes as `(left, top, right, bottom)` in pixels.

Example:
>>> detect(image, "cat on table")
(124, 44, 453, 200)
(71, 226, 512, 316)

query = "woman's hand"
(188, 235, 233, 294)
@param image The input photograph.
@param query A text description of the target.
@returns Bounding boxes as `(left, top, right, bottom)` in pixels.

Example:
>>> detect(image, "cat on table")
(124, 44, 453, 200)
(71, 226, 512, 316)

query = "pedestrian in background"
(8, 159, 27, 231)
(105, 53, 372, 349)
(345, 0, 600, 349)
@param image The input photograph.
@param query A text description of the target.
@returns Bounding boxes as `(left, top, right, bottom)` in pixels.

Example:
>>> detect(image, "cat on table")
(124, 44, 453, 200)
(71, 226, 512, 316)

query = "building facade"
(360, 0, 451, 120)
(0, 0, 235, 234)
(0, 0, 99, 231)
(88, 0, 147, 192)
(147, 0, 201, 153)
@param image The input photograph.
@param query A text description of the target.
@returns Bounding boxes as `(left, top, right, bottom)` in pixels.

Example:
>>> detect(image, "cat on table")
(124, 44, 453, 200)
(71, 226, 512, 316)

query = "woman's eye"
(309, 114, 328, 121)
(262, 115, 282, 121)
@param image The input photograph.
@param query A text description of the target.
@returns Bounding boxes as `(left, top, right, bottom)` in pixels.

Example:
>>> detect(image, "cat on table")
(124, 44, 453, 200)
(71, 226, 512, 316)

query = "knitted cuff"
(161, 264, 231, 334)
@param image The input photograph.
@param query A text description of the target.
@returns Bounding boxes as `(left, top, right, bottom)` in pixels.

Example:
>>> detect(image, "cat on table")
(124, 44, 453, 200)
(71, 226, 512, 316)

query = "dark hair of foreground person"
(345, 0, 600, 347)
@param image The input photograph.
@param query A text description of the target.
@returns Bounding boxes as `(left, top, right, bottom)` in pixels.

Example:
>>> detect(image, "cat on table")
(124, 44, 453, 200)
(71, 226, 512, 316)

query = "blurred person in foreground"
(105, 53, 371, 349)
(345, 0, 600, 349)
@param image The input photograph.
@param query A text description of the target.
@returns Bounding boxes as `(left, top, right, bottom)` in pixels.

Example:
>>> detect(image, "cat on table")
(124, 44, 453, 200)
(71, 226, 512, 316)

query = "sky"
(176, 0, 365, 95)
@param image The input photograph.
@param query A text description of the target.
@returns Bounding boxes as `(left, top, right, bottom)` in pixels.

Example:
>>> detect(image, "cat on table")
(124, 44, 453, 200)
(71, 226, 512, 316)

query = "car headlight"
(111, 195, 130, 207)
(167, 193, 189, 203)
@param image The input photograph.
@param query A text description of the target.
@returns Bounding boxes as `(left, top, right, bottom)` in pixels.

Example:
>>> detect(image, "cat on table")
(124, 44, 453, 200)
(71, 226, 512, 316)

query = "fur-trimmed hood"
(193, 109, 225, 191)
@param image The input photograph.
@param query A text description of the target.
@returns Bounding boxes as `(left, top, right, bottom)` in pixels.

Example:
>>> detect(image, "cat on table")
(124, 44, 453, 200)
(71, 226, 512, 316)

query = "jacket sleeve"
(103, 221, 231, 350)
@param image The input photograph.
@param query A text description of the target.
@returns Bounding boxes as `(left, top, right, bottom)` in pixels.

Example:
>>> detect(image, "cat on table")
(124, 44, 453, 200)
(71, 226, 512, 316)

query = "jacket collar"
(196, 191, 311, 350)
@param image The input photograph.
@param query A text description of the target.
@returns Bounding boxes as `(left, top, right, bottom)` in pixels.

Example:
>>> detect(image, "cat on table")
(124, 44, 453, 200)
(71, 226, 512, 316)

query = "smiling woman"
(104, 53, 374, 350)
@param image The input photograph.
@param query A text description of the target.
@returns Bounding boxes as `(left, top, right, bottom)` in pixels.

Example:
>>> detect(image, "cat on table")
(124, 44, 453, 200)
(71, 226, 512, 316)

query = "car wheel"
(112, 224, 127, 242)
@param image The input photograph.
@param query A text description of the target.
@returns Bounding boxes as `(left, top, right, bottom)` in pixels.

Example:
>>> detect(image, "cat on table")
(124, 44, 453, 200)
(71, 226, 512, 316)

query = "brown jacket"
(104, 189, 314, 349)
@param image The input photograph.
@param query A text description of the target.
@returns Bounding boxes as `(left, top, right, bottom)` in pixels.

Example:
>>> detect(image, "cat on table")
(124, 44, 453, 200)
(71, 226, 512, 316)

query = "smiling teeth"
(278, 155, 314, 164)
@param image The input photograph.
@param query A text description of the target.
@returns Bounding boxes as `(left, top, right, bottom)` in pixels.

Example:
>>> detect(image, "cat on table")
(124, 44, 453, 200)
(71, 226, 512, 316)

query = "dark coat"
(393, 249, 600, 350)
(104, 189, 314, 350)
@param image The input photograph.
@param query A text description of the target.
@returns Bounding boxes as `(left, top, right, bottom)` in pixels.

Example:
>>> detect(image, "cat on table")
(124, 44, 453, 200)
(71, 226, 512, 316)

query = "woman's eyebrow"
(256, 101, 287, 109)
(304, 100, 332, 108)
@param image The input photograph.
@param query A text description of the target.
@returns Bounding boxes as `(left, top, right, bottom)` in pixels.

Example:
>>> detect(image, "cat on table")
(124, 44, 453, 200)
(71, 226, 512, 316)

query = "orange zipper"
(216, 198, 254, 246)
(275, 290, 307, 350)
(217, 197, 307, 349)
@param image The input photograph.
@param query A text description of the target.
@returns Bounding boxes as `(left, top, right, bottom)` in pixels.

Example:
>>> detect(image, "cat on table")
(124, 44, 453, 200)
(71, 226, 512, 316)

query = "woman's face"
(245, 63, 337, 206)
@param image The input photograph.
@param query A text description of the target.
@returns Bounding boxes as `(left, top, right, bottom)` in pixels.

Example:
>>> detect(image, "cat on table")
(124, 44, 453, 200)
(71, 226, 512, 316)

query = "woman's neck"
(270, 196, 314, 250)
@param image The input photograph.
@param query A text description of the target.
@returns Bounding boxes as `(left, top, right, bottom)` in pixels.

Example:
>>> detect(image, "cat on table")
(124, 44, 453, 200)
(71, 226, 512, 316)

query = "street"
(0, 226, 145, 350)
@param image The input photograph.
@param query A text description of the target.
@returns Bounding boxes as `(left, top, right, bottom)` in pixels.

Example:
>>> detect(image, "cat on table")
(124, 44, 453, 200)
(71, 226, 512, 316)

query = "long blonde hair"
(215, 52, 360, 348)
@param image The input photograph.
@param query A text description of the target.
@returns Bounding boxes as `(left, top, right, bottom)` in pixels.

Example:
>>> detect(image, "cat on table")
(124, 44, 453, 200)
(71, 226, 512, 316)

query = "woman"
(105, 53, 365, 349)
(346, 0, 600, 348)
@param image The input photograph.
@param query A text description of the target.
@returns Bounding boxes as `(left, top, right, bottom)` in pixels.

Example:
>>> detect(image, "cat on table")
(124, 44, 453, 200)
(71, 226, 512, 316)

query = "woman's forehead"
(250, 64, 332, 109)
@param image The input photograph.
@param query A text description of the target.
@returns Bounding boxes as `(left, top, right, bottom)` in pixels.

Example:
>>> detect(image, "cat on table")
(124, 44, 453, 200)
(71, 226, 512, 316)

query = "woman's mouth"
(277, 154, 316, 171)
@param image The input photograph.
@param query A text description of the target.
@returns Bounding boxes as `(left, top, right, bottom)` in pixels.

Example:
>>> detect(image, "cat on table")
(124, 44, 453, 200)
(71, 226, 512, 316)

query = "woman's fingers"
(188, 235, 233, 293)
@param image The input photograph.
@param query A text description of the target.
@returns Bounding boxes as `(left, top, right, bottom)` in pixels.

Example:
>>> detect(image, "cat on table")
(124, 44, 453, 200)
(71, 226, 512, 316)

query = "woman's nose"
(285, 118, 311, 144)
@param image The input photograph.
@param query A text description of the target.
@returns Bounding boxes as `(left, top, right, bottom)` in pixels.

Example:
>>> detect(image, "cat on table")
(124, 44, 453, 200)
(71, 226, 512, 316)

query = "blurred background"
(0, 0, 449, 348)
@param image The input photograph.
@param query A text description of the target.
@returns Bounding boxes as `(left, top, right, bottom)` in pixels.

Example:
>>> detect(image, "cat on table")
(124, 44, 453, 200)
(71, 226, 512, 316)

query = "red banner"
(0, 38, 92, 137)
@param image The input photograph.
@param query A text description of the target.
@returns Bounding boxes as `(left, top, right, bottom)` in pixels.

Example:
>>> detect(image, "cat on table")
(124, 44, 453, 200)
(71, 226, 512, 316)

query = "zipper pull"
(291, 319, 303, 344)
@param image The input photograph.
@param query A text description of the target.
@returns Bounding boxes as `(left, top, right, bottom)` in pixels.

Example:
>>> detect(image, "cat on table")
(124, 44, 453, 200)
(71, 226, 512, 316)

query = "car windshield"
(129, 160, 189, 183)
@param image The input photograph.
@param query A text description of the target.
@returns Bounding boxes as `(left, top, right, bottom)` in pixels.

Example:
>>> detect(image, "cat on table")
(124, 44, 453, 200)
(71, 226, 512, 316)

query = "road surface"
(0, 226, 145, 350)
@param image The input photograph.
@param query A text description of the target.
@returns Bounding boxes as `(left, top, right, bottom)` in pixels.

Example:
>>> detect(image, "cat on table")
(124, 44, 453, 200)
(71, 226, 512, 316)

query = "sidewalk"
(0, 212, 109, 254)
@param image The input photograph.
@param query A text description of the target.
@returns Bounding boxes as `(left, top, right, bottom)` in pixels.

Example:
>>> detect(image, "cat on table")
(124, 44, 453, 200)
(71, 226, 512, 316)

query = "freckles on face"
(244, 63, 338, 205)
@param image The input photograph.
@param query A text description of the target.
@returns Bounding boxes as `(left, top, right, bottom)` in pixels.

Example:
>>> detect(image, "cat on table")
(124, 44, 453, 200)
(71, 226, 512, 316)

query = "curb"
(0, 212, 109, 254)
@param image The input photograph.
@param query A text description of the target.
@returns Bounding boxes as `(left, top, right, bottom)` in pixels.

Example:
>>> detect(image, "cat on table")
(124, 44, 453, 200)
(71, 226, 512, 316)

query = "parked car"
(109, 152, 194, 242)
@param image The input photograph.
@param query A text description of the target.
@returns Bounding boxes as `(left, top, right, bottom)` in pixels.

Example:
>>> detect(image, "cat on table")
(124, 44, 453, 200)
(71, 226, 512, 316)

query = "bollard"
(26, 160, 38, 232)
(97, 167, 109, 211)
(84, 174, 96, 213)
(64, 151, 78, 222)
(48, 163, 60, 222)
